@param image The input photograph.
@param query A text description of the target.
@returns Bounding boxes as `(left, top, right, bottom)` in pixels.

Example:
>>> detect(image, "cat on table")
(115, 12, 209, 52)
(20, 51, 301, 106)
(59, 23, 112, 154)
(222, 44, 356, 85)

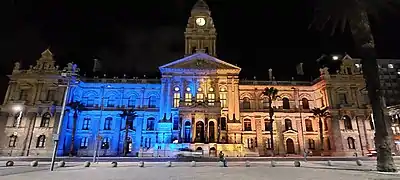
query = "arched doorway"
(209, 121, 215, 143)
(184, 121, 191, 143)
(209, 147, 216, 157)
(195, 121, 205, 143)
(286, 138, 295, 154)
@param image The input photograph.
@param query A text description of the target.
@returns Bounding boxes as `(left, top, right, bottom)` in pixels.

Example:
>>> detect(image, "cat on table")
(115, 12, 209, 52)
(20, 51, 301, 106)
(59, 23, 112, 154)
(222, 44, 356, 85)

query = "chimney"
(268, 68, 273, 80)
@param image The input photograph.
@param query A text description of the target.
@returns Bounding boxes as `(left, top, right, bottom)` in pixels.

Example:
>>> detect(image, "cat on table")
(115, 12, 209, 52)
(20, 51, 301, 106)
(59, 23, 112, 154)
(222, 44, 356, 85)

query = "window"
(264, 119, 272, 131)
(127, 116, 134, 130)
(243, 97, 251, 109)
(82, 97, 94, 107)
(220, 117, 227, 131)
(20, 90, 28, 101)
(262, 98, 269, 109)
(47, 90, 56, 101)
(244, 119, 252, 131)
(284, 119, 292, 131)
(147, 117, 155, 130)
(208, 93, 215, 106)
(9, 135, 17, 147)
(327, 138, 331, 150)
(106, 97, 115, 107)
(40, 113, 51, 127)
(80, 137, 89, 149)
(12, 114, 19, 127)
(173, 92, 180, 108)
(82, 118, 91, 130)
(101, 137, 110, 149)
(185, 92, 192, 106)
(196, 93, 204, 102)
(305, 119, 313, 132)
(343, 115, 353, 130)
(220, 92, 227, 108)
(347, 137, 355, 149)
(104, 117, 112, 130)
(266, 138, 272, 149)
(338, 93, 348, 104)
(308, 139, 315, 150)
(302, 98, 309, 109)
(173, 117, 179, 130)
(282, 98, 290, 109)
(36, 135, 46, 148)
(148, 96, 157, 108)
(128, 96, 136, 107)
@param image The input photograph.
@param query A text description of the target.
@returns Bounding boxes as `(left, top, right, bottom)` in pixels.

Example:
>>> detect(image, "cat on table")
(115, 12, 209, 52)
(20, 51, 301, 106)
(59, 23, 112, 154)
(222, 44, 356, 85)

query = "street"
(0, 161, 399, 180)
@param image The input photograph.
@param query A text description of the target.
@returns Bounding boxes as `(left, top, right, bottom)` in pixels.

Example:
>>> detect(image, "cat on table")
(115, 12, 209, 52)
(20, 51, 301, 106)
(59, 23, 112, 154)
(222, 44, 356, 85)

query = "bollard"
(294, 160, 301, 167)
(245, 161, 251, 167)
(166, 161, 172, 167)
(138, 161, 144, 167)
(356, 159, 363, 166)
(327, 160, 333, 166)
(191, 161, 196, 167)
(111, 161, 118, 167)
(84, 161, 91, 167)
(30, 161, 38, 167)
(57, 161, 66, 167)
(5, 161, 14, 167)
(271, 160, 276, 167)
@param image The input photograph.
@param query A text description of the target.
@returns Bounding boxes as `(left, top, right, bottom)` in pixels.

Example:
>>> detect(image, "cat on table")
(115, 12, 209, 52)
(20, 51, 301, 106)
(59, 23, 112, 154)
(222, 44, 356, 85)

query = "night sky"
(1, 0, 400, 102)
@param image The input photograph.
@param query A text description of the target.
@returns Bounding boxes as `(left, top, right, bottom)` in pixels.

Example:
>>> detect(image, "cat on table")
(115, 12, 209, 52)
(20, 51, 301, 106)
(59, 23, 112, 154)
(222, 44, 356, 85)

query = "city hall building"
(0, 0, 375, 157)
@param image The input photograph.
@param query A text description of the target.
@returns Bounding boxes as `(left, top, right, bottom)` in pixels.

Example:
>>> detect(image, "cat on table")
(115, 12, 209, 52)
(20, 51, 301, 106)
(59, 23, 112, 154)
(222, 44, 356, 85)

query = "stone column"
(191, 117, 195, 143)
(255, 116, 263, 155)
(205, 117, 208, 143)
(276, 119, 285, 155)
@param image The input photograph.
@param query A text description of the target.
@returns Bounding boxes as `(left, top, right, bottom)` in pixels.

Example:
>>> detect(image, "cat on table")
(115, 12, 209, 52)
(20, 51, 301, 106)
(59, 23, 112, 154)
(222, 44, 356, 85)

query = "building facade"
(0, 0, 375, 157)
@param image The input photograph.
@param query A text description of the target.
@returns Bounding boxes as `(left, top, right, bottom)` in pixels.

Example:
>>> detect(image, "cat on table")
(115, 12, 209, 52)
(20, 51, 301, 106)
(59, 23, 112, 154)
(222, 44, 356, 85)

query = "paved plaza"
(0, 161, 399, 180)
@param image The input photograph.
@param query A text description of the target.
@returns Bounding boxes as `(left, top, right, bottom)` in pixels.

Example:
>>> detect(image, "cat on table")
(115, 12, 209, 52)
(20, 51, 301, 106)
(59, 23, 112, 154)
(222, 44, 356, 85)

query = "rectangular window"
(47, 90, 56, 101)
(208, 93, 215, 106)
(220, 92, 227, 108)
(244, 120, 252, 131)
(80, 137, 89, 149)
(185, 93, 192, 106)
(173, 93, 180, 108)
(82, 118, 91, 130)
(338, 93, 348, 104)
(196, 93, 204, 102)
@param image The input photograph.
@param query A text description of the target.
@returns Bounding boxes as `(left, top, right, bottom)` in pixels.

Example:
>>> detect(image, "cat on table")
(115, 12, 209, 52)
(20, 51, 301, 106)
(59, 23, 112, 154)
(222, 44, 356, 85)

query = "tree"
(120, 109, 137, 156)
(309, 0, 398, 172)
(311, 107, 330, 154)
(67, 101, 86, 157)
(262, 87, 279, 155)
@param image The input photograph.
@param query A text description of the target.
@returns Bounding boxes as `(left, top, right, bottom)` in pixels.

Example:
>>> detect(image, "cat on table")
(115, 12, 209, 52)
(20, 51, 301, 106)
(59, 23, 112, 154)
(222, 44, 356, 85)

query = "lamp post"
(50, 63, 79, 171)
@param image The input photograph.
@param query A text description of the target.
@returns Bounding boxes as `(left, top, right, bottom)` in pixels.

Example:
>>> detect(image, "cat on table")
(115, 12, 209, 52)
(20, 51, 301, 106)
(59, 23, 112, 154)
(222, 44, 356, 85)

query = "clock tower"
(184, 0, 217, 57)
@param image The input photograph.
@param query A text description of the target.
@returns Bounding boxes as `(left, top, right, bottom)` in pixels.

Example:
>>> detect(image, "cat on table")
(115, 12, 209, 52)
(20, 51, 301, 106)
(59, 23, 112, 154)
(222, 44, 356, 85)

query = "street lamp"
(332, 55, 339, 60)
(50, 62, 79, 171)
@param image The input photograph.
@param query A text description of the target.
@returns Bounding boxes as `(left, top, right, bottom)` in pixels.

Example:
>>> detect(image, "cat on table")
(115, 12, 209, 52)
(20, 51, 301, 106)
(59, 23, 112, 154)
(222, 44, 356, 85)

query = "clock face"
(196, 17, 206, 26)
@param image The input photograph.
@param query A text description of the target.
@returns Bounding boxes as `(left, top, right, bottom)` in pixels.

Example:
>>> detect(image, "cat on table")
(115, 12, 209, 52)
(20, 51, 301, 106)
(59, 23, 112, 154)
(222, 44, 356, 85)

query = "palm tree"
(120, 109, 137, 156)
(311, 107, 330, 154)
(309, 0, 398, 172)
(67, 101, 86, 157)
(262, 87, 279, 155)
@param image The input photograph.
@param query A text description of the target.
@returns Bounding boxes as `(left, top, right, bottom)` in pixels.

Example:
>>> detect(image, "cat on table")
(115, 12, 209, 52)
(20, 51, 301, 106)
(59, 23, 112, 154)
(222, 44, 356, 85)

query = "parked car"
(173, 148, 203, 158)
(366, 149, 395, 157)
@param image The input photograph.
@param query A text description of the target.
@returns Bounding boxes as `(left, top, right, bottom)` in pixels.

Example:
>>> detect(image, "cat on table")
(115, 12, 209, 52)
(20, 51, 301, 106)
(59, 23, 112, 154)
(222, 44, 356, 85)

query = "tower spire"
(191, 0, 210, 15)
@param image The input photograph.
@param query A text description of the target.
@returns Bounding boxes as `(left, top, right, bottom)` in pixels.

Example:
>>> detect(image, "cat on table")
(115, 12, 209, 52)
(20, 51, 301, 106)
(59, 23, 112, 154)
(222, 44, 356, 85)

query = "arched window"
(308, 139, 315, 149)
(173, 117, 179, 130)
(264, 119, 272, 131)
(243, 97, 251, 109)
(282, 98, 290, 109)
(207, 90, 215, 106)
(220, 117, 227, 131)
(104, 117, 112, 130)
(128, 95, 136, 107)
(343, 115, 353, 130)
(105, 95, 116, 107)
(101, 137, 110, 149)
(284, 119, 292, 131)
(244, 119, 252, 131)
(305, 119, 313, 132)
(302, 98, 309, 109)
(347, 137, 355, 149)
(40, 113, 51, 127)
(219, 88, 227, 108)
(8, 135, 17, 147)
(148, 96, 157, 108)
(36, 135, 46, 148)
(147, 117, 155, 130)
(196, 88, 204, 102)
(127, 116, 134, 130)
(82, 118, 91, 130)
(185, 89, 192, 106)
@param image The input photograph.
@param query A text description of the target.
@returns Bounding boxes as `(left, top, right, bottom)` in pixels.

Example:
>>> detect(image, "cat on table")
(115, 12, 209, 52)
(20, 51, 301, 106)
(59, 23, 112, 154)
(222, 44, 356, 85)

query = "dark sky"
(1, 0, 400, 100)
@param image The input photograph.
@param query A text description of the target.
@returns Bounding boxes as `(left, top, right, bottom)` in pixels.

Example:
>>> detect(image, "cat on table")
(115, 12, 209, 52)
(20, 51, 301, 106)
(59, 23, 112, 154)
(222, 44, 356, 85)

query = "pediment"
(159, 53, 241, 74)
